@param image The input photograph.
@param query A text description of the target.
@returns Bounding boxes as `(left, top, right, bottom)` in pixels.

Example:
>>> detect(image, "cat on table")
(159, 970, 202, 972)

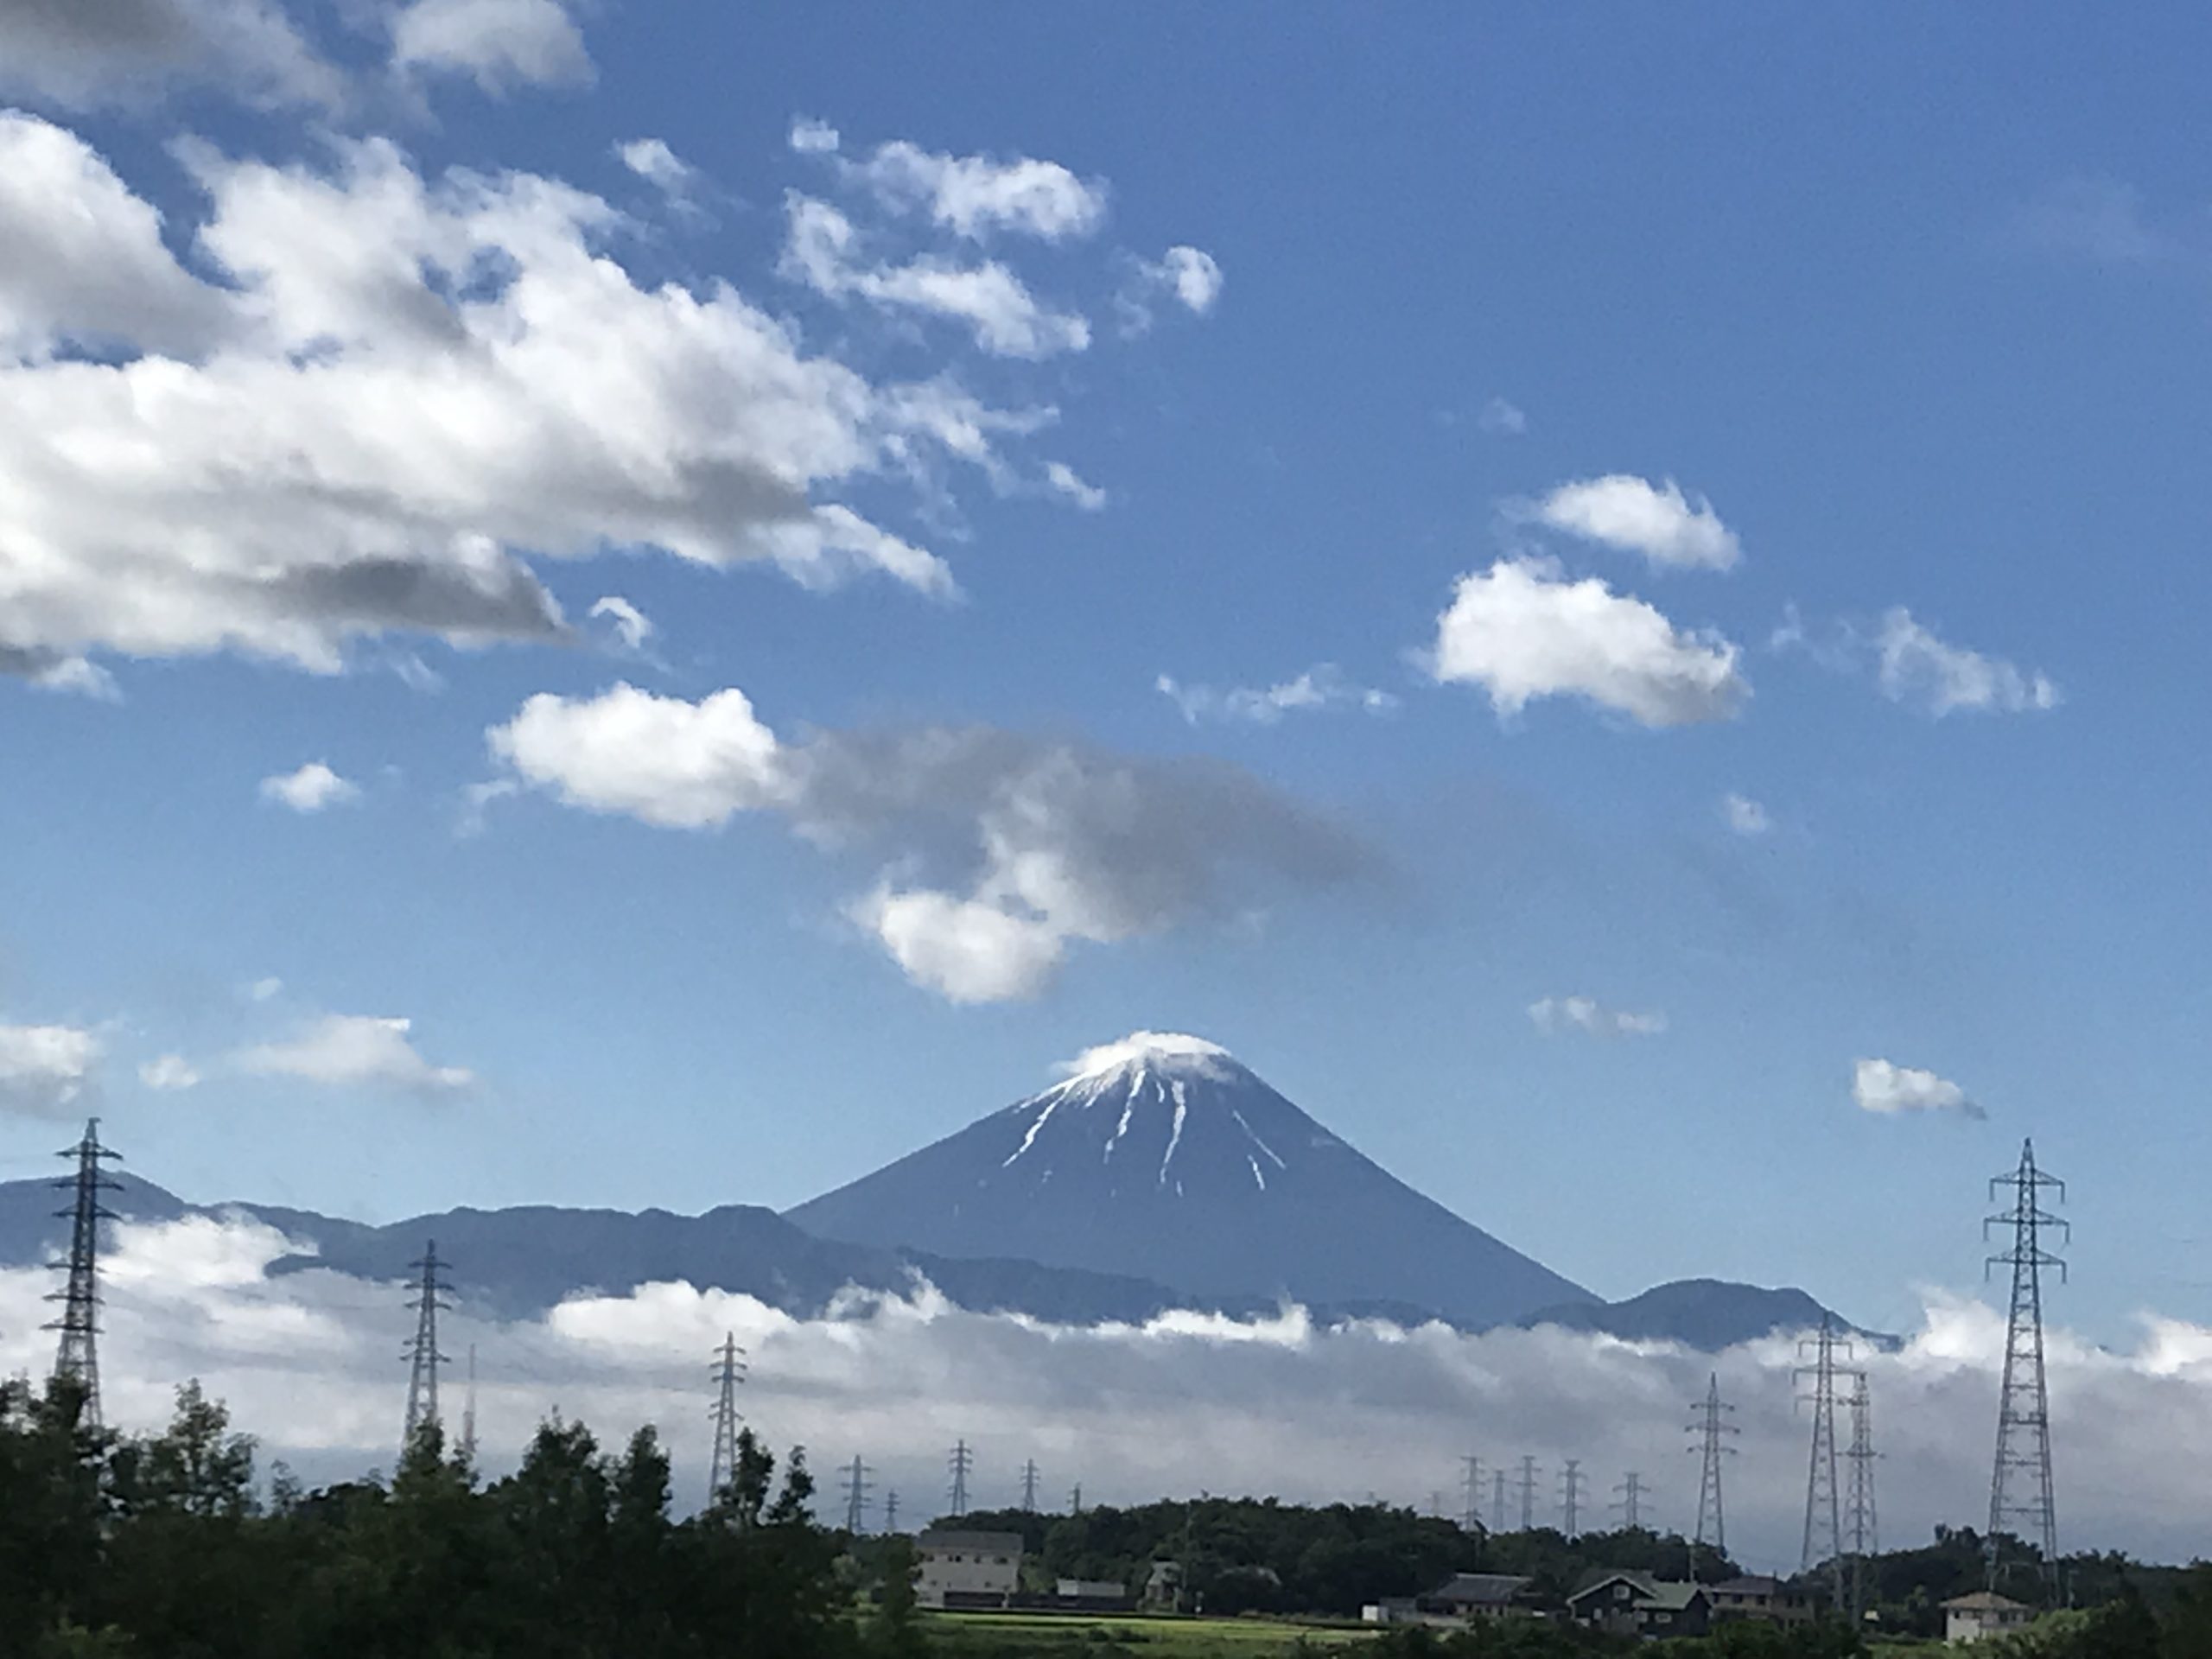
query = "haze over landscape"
(5, 0, 2212, 1584)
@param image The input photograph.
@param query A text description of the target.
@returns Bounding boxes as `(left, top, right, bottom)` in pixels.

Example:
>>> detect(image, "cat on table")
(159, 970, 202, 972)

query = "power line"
(1687, 1372, 1737, 1567)
(1559, 1459, 1588, 1540)
(401, 1240, 452, 1455)
(1796, 1313, 1853, 1608)
(46, 1118, 121, 1428)
(948, 1439, 973, 1517)
(707, 1332, 747, 1504)
(842, 1454, 874, 1535)
(1460, 1455, 1484, 1533)
(1986, 1138, 2067, 1596)
(1613, 1471, 1648, 1533)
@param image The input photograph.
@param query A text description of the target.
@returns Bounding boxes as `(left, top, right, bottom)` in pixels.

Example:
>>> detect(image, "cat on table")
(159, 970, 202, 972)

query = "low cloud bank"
(5, 1215, 2209, 1573)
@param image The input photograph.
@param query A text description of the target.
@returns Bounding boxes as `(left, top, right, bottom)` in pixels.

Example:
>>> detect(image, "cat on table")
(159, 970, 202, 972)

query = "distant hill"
(1519, 1279, 1895, 1350)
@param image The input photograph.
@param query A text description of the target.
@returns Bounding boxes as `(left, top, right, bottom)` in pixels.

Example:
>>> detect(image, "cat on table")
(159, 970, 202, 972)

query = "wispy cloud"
(1156, 665, 1397, 726)
(1528, 996, 1668, 1039)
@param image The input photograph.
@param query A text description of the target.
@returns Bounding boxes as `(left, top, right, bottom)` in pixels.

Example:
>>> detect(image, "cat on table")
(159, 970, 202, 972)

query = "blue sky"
(3, 3, 2208, 1347)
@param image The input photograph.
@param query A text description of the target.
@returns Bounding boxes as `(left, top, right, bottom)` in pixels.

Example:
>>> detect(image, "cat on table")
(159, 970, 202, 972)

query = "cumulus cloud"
(486, 686, 1370, 1001)
(1853, 1058, 1985, 1121)
(0, 115, 1123, 680)
(258, 761, 361, 813)
(9, 1213, 2212, 1570)
(781, 194, 1092, 359)
(0, 0, 342, 111)
(1528, 996, 1668, 1039)
(1118, 246, 1225, 334)
(614, 137, 701, 200)
(0, 1021, 99, 1116)
(842, 139, 1108, 243)
(1155, 664, 1398, 726)
(788, 118, 841, 156)
(389, 0, 592, 92)
(1722, 792, 1771, 837)
(139, 1053, 201, 1090)
(1875, 609, 2061, 717)
(1478, 397, 1528, 436)
(1532, 474, 1742, 572)
(236, 1014, 474, 1095)
(1426, 558, 1747, 728)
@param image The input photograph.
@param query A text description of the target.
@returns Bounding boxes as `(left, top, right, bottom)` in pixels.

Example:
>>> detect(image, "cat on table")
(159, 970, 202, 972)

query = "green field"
(927, 1610, 1382, 1656)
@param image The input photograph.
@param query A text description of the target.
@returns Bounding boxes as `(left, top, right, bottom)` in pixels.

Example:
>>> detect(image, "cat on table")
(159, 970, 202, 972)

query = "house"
(1049, 1578, 1133, 1612)
(1567, 1571, 1713, 1640)
(1943, 1591, 2036, 1644)
(1141, 1560, 1183, 1611)
(914, 1530, 1024, 1610)
(1421, 1573, 1535, 1621)
(1707, 1575, 1813, 1626)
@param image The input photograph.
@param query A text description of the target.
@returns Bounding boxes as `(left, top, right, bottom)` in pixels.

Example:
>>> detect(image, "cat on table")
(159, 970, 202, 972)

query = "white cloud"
(1532, 474, 1742, 572)
(1853, 1058, 1985, 1121)
(782, 194, 1091, 359)
(0, 1021, 99, 1117)
(787, 118, 841, 156)
(2018, 175, 2173, 267)
(614, 137, 700, 201)
(1528, 996, 1668, 1039)
(1044, 461, 1107, 512)
(0, 0, 343, 111)
(489, 683, 791, 830)
(139, 1053, 201, 1090)
(1875, 609, 2061, 717)
(0, 117, 1084, 682)
(258, 761, 361, 813)
(247, 976, 283, 1002)
(236, 1013, 474, 1095)
(12, 1216, 2212, 1570)
(27, 655, 121, 700)
(844, 139, 1108, 242)
(1477, 397, 1528, 436)
(1119, 246, 1225, 334)
(487, 687, 1369, 1001)
(1427, 557, 1746, 728)
(1722, 792, 1771, 836)
(1156, 664, 1398, 726)
(389, 0, 592, 92)
(588, 594, 655, 653)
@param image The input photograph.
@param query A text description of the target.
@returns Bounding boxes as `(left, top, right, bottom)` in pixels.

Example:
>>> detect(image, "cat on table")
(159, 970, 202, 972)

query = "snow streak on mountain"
(787, 1033, 1594, 1328)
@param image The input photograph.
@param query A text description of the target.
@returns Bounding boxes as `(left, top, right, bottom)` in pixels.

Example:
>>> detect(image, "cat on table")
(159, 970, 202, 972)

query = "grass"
(926, 1610, 1382, 1657)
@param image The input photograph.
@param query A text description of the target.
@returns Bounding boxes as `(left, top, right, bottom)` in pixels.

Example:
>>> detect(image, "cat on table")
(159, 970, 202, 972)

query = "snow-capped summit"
(786, 1033, 1592, 1328)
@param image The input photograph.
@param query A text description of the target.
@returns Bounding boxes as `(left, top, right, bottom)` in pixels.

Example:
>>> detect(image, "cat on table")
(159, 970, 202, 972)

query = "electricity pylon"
(1796, 1314, 1853, 1608)
(461, 1343, 479, 1465)
(948, 1439, 974, 1516)
(883, 1489, 900, 1534)
(401, 1240, 452, 1452)
(1687, 1373, 1738, 1566)
(1844, 1370, 1880, 1624)
(1492, 1468, 1508, 1533)
(46, 1118, 121, 1427)
(707, 1332, 747, 1503)
(1460, 1455, 1484, 1532)
(1560, 1459, 1588, 1539)
(1020, 1458, 1040, 1512)
(1515, 1457, 1540, 1532)
(1986, 1139, 2067, 1595)
(842, 1454, 873, 1535)
(1613, 1471, 1648, 1532)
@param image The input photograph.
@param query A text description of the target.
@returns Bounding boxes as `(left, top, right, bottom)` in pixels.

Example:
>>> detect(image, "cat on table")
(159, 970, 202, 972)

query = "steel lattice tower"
(1613, 1471, 1648, 1532)
(842, 1454, 873, 1535)
(1844, 1370, 1879, 1624)
(1460, 1455, 1484, 1532)
(883, 1489, 900, 1534)
(1986, 1138, 2067, 1593)
(707, 1332, 747, 1503)
(460, 1343, 480, 1466)
(1560, 1459, 1587, 1539)
(948, 1439, 973, 1516)
(1492, 1469, 1508, 1533)
(46, 1118, 121, 1427)
(1796, 1314, 1853, 1606)
(1070, 1483, 1083, 1516)
(1515, 1457, 1540, 1532)
(1687, 1373, 1737, 1564)
(401, 1241, 452, 1452)
(1020, 1458, 1039, 1512)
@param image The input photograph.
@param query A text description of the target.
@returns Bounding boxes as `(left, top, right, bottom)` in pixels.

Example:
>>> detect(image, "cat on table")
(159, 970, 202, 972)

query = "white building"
(1942, 1591, 2035, 1643)
(915, 1529, 1024, 1610)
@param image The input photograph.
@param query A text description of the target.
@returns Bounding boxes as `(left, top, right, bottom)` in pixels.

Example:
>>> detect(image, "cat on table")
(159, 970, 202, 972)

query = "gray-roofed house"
(1567, 1571, 1713, 1640)
(915, 1529, 1025, 1610)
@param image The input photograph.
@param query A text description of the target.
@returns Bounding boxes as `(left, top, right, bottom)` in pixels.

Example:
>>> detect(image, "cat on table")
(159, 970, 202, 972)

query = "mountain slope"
(1518, 1279, 1896, 1351)
(786, 1032, 1596, 1328)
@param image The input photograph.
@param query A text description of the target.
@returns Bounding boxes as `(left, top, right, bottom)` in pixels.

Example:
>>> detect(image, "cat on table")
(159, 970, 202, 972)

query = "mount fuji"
(787, 1033, 1596, 1329)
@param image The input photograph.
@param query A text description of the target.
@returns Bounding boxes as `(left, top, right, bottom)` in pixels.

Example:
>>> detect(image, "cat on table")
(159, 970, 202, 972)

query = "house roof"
(1567, 1571, 1707, 1612)
(1711, 1576, 1783, 1595)
(1942, 1591, 2034, 1612)
(917, 1530, 1026, 1555)
(1428, 1573, 1533, 1605)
